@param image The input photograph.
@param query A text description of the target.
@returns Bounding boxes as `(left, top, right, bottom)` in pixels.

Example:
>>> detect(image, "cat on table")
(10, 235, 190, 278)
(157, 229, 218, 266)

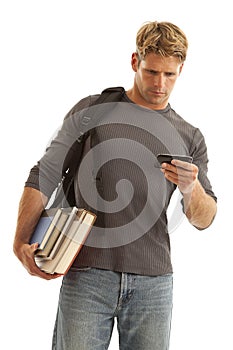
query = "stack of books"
(30, 207, 96, 275)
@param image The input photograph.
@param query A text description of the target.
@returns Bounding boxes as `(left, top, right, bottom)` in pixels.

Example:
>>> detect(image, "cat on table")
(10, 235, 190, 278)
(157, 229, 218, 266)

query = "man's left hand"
(161, 159, 198, 194)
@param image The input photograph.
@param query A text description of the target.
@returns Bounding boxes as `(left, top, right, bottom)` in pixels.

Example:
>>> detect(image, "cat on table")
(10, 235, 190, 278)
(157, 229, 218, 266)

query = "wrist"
(13, 239, 28, 257)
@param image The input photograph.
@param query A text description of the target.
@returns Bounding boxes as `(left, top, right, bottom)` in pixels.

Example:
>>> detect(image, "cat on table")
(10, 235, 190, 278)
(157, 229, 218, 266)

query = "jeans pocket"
(63, 266, 92, 284)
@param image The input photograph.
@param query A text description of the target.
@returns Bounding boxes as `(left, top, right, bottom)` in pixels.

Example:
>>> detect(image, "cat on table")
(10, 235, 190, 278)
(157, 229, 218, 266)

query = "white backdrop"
(1, 1, 232, 349)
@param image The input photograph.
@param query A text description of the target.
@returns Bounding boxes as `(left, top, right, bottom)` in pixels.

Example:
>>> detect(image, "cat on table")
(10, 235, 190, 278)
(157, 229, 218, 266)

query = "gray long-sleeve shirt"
(25, 90, 217, 276)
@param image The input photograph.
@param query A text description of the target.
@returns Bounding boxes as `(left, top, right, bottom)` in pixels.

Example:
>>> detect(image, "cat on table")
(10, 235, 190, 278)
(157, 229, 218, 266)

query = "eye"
(165, 72, 176, 77)
(145, 69, 158, 76)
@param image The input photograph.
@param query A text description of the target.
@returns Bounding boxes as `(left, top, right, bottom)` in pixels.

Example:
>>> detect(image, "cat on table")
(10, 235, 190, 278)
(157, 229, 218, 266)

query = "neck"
(126, 87, 168, 110)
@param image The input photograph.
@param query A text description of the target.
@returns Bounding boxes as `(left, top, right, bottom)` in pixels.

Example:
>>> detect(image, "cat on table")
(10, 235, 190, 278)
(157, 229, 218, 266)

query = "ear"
(178, 63, 184, 75)
(131, 52, 140, 72)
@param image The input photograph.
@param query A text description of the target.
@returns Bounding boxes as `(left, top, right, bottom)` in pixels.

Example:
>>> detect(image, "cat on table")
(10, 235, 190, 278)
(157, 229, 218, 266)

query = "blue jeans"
(52, 267, 173, 350)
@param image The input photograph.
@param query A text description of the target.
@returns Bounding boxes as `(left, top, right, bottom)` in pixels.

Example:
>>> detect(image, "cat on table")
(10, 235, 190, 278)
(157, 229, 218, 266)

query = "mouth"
(150, 90, 165, 96)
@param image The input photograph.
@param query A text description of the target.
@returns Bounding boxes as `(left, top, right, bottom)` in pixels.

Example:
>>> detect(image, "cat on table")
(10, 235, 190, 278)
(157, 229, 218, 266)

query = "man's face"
(131, 52, 183, 110)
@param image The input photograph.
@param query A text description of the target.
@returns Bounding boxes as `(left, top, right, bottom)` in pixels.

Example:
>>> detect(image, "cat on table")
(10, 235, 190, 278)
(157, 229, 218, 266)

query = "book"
(29, 208, 61, 248)
(32, 207, 96, 275)
(35, 211, 69, 258)
(47, 207, 79, 259)
(54, 212, 96, 273)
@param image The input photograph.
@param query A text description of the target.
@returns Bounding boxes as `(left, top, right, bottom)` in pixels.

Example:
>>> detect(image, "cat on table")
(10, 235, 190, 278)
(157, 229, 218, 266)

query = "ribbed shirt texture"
(25, 90, 217, 276)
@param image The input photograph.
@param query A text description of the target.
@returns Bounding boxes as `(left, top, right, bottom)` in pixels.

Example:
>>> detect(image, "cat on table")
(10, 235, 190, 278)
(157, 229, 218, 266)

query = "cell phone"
(157, 154, 193, 165)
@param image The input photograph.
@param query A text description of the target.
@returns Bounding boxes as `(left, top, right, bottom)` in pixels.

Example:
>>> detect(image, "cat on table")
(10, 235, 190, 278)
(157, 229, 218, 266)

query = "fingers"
(22, 243, 62, 280)
(161, 160, 198, 193)
(161, 159, 198, 176)
(28, 260, 62, 280)
(170, 159, 196, 171)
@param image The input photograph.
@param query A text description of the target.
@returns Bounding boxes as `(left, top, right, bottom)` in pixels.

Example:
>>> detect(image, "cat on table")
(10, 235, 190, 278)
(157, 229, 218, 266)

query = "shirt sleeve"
(190, 127, 217, 202)
(25, 95, 96, 197)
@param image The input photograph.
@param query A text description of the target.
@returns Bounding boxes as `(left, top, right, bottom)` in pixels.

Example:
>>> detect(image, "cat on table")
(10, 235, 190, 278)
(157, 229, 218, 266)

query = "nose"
(154, 74, 164, 89)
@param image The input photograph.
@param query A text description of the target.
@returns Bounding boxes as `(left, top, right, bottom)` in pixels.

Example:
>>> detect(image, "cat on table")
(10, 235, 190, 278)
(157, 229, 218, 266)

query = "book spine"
(48, 207, 78, 259)
(37, 208, 62, 250)
(55, 212, 96, 274)
(35, 212, 69, 258)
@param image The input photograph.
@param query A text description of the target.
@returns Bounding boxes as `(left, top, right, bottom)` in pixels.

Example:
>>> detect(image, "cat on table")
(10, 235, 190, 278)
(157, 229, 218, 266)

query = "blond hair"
(136, 21, 188, 62)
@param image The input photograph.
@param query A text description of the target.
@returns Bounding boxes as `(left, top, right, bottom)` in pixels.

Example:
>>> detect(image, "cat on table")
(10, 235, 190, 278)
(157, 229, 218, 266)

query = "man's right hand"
(14, 241, 62, 280)
(13, 188, 62, 280)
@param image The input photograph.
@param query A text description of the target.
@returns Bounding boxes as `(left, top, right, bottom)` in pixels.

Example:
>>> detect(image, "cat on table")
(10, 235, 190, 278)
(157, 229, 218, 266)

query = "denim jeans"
(52, 267, 173, 350)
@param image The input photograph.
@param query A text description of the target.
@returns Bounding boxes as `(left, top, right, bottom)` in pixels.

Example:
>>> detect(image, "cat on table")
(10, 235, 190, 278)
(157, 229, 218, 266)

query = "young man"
(13, 21, 217, 349)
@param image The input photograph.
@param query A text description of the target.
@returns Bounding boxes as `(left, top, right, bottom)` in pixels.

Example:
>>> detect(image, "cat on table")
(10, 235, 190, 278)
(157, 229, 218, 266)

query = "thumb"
(31, 242, 39, 253)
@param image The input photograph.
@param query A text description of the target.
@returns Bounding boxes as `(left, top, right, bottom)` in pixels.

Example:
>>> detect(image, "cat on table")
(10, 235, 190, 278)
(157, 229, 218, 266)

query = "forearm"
(183, 180, 217, 229)
(13, 187, 61, 280)
(13, 187, 48, 252)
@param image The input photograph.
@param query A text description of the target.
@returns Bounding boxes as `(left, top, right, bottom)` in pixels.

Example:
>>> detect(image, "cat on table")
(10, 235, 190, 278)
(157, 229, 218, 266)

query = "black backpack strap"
(50, 87, 125, 208)
(77, 86, 125, 143)
(94, 86, 125, 105)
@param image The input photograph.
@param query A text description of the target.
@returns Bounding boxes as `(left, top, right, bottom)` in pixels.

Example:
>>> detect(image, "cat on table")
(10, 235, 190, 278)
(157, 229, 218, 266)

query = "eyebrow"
(144, 68, 176, 74)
